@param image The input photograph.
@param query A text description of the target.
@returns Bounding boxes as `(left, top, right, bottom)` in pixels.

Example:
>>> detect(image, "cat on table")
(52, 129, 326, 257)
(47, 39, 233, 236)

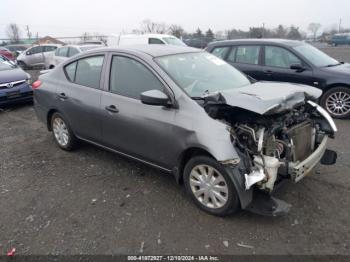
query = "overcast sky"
(0, 0, 349, 39)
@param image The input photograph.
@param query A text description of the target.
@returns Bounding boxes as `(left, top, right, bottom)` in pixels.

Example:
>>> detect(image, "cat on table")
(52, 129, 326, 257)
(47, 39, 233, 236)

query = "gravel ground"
(0, 46, 349, 256)
(0, 105, 349, 256)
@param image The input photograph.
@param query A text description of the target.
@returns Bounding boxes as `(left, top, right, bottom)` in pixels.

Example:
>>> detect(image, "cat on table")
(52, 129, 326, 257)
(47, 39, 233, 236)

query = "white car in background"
(106, 34, 186, 47)
(17, 44, 60, 69)
(46, 44, 101, 69)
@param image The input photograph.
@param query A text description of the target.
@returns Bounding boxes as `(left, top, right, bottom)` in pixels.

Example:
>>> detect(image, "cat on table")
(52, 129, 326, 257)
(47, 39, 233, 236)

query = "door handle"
(58, 93, 68, 100)
(105, 105, 119, 113)
(264, 70, 273, 75)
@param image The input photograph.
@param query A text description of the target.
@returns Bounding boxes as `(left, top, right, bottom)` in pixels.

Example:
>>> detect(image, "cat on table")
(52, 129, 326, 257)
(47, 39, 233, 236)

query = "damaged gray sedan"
(33, 46, 337, 216)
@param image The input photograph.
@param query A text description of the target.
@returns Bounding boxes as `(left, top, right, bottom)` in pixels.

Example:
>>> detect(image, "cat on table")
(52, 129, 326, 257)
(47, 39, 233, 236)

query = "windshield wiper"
(191, 96, 205, 100)
(326, 63, 341, 67)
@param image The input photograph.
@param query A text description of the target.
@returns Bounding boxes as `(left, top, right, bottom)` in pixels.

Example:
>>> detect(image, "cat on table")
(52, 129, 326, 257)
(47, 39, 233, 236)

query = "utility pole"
(262, 23, 265, 38)
(339, 18, 342, 33)
(25, 25, 32, 39)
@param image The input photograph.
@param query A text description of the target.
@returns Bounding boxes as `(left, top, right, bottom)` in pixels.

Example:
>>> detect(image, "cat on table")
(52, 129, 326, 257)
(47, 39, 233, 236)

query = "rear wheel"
(51, 113, 77, 150)
(320, 87, 350, 119)
(183, 156, 240, 216)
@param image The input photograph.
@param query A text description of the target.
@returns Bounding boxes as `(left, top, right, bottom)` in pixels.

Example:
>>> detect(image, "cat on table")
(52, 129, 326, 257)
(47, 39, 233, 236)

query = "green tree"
(205, 29, 214, 41)
(287, 26, 302, 40)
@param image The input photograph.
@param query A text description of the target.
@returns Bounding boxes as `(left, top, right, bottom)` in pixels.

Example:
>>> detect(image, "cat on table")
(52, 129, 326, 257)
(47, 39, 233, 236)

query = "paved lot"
(0, 46, 350, 255)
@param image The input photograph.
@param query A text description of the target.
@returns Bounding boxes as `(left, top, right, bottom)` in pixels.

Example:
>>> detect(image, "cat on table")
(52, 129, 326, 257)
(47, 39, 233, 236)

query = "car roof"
(120, 33, 178, 39)
(207, 38, 304, 48)
(58, 44, 100, 49)
(83, 45, 202, 58)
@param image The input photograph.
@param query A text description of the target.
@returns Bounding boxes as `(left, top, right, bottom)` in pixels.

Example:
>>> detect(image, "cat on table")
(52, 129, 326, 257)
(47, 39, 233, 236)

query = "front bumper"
(0, 83, 33, 106)
(289, 135, 328, 183)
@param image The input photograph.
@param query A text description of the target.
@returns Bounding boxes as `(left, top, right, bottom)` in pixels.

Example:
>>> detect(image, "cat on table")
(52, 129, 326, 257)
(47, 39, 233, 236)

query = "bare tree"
(308, 23, 322, 41)
(6, 23, 22, 43)
(80, 32, 92, 42)
(25, 25, 32, 39)
(169, 24, 184, 38)
(93, 32, 107, 45)
(140, 19, 168, 34)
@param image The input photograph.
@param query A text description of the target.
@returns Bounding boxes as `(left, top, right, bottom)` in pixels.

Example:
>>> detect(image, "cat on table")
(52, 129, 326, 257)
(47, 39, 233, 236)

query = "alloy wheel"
(326, 91, 350, 117)
(52, 117, 69, 147)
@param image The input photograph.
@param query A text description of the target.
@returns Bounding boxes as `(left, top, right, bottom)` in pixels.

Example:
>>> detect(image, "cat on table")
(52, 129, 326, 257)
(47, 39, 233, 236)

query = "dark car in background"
(206, 39, 350, 118)
(0, 47, 15, 61)
(0, 55, 32, 107)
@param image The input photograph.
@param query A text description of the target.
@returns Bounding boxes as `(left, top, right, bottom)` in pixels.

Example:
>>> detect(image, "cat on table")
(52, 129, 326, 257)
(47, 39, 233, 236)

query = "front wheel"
(183, 156, 240, 216)
(320, 87, 350, 119)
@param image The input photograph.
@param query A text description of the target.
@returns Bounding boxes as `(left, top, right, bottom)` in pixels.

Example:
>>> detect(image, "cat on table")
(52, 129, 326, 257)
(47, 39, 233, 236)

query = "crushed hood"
(216, 81, 322, 115)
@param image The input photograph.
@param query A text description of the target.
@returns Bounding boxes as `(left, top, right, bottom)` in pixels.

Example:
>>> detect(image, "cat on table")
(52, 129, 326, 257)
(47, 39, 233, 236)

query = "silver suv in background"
(17, 44, 60, 69)
(46, 44, 101, 69)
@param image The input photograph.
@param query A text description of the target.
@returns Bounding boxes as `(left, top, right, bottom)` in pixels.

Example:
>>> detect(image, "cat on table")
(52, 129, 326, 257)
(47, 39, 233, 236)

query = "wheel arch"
(325, 83, 350, 90)
(174, 147, 215, 184)
(47, 109, 59, 131)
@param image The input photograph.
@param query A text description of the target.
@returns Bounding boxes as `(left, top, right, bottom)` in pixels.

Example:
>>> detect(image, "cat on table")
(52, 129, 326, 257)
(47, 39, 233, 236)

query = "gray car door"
(55, 54, 105, 142)
(100, 54, 176, 169)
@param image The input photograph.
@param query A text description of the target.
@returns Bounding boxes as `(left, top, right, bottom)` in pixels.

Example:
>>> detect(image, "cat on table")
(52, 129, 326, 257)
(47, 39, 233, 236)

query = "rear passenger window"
(211, 47, 230, 59)
(64, 56, 104, 89)
(149, 38, 165, 44)
(109, 56, 164, 100)
(68, 47, 79, 57)
(57, 47, 68, 57)
(226, 47, 237, 63)
(235, 46, 260, 65)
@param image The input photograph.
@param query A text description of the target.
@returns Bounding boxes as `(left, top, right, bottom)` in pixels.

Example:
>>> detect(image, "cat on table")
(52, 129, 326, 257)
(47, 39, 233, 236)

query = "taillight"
(31, 80, 42, 89)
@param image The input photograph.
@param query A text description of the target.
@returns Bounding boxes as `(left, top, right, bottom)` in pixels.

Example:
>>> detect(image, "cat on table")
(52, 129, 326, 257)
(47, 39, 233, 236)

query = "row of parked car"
(1, 37, 350, 119)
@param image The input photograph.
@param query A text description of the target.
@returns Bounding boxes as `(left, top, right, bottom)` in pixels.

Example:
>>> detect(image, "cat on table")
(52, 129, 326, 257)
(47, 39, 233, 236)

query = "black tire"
(320, 87, 350, 119)
(50, 112, 77, 151)
(183, 155, 240, 216)
(17, 61, 28, 70)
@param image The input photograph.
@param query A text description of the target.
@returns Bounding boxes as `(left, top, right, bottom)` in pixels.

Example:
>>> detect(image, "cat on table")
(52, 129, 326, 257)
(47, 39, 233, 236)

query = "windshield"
(162, 37, 186, 46)
(156, 52, 251, 97)
(293, 44, 339, 67)
(0, 57, 16, 71)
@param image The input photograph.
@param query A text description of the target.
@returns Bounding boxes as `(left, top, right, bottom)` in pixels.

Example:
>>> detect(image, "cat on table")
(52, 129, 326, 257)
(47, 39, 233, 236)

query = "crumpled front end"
(202, 88, 337, 216)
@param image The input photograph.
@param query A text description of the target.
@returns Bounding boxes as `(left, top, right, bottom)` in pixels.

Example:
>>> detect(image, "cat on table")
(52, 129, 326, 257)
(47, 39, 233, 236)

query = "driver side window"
(265, 46, 301, 68)
(109, 56, 164, 100)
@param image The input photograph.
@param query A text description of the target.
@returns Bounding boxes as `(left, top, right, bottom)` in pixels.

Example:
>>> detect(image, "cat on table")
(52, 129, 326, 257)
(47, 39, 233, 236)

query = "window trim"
(63, 53, 106, 90)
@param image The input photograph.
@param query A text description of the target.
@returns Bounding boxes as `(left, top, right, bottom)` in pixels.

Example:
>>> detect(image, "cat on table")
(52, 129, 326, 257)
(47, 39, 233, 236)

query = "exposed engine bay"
(201, 93, 337, 194)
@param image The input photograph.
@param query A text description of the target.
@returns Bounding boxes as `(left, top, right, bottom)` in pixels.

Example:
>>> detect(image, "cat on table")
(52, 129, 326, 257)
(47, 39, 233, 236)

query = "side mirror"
(140, 90, 170, 106)
(290, 63, 305, 72)
(26, 51, 32, 55)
